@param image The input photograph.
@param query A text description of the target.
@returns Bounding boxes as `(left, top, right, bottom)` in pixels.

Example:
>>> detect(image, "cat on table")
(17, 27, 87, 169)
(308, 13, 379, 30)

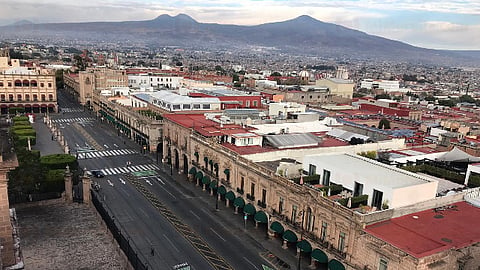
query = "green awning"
(225, 191, 235, 201)
(209, 159, 213, 165)
(328, 259, 345, 270)
(202, 176, 211, 185)
(270, 221, 284, 234)
(243, 203, 256, 215)
(188, 167, 197, 175)
(218, 185, 227, 195)
(194, 151, 199, 157)
(224, 168, 230, 175)
(311, 249, 328, 264)
(204, 156, 209, 162)
(209, 180, 218, 189)
(195, 171, 203, 180)
(233, 197, 245, 208)
(282, 230, 298, 242)
(254, 211, 268, 223)
(296, 239, 312, 253)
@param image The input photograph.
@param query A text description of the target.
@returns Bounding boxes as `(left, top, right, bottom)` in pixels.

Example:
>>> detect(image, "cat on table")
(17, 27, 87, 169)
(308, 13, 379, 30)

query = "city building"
(0, 50, 57, 114)
(360, 79, 400, 92)
(316, 78, 354, 99)
(64, 67, 127, 106)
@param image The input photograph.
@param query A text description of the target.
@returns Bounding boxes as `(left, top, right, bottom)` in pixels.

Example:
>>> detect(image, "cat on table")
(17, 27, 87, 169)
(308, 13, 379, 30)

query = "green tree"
(438, 99, 457, 107)
(459, 94, 475, 103)
(270, 72, 282, 77)
(375, 94, 391, 100)
(378, 118, 391, 129)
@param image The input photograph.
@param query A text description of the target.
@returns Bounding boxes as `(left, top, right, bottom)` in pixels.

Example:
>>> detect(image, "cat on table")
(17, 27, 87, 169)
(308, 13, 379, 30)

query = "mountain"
(0, 14, 478, 65)
(9, 20, 33, 26)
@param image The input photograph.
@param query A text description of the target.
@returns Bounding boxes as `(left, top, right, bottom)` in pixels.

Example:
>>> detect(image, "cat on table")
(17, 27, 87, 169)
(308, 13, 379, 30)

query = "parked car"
(91, 170, 104, 178)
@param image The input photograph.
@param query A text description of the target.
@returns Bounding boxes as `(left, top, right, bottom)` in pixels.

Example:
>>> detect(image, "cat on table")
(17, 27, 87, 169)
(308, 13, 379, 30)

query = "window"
(291, 205, 298, 224)
(321, 222, 327, 242)
(246, 100, 250, 107)
(301, 96, 304, 99)
(306, 208, 314, 232)
(379, 258, 388, 270)
(308, 164, 316, 176)
(40, 83, 44, 87)
(253, 100, 258, 107)
(261, 189, 266, 205)
(338, 232, 346, 252)
(25, 94, 30, 101)
(17, 94, 22, 101)
(183, 104, 191, 109)
(33, 94, 38, 101)
(41, 95, 46, 101)
(193, 104, 201, 109)
(0, 94, 5, 101)
(354, 182, 364, 197)
(248, 138, 253, 144)
(172, 104, 181, 110)
(202, 104, 211, 109)
(240, 177, 245, 192)
(322, 169, 330, 186)
(48, 94, 53, 101)
(8, 94, 13, 101)
(250, 183, 255, 198)
(14, 80, 21, 87)
(31, 80, 37, 87)
(0, 82, 3, 87)
(278, 197, 284, 214)
(48, 83, 52, 88)
(372, 189, 383, 209)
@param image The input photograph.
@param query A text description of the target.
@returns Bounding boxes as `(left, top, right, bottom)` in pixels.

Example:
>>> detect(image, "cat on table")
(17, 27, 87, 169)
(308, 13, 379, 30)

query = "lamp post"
(297, 210, 305, 270)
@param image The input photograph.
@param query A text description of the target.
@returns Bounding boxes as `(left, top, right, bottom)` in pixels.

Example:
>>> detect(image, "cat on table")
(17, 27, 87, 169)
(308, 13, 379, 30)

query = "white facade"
(147, 91, 221, 112)
(268, 102, 307, 118)
(302, 153, 438, 209)
(128, 74, 183, 89)
(360, 79, 400, 92)
(231, 133, 263, 147)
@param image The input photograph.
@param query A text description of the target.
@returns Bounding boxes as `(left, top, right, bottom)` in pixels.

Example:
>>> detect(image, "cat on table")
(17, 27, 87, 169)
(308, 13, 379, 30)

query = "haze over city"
(1, 0, 479, 50)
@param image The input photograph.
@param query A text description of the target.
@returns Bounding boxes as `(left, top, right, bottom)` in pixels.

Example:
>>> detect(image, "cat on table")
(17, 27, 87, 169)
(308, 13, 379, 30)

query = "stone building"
(0, 49, 57, 114)
(64, 67, 127, 106)
(162, 113, 480, 270)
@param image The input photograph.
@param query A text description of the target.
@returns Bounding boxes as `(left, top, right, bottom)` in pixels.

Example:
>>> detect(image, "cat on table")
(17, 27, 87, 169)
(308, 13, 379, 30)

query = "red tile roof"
(365, 201, 480, 258)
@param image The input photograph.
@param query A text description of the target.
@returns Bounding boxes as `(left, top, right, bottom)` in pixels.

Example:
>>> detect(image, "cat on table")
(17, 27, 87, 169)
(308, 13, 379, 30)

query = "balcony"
(257, 200, 266, 209)
(246, 193, 255, 201)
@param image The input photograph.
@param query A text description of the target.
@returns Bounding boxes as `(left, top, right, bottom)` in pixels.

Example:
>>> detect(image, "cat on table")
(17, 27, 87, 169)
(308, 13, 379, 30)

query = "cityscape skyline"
(0, 0, 479, 51)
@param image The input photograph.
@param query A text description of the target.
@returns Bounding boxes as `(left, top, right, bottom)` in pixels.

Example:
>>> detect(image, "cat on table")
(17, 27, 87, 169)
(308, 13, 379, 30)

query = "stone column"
(64, 166, 73, 202)
(82, 173, 92, 204)
(0, 171, 15, 266)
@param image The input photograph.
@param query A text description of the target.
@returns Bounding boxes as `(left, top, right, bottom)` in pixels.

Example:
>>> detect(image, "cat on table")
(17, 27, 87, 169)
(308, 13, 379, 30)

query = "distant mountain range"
(1, 14, 479, 66)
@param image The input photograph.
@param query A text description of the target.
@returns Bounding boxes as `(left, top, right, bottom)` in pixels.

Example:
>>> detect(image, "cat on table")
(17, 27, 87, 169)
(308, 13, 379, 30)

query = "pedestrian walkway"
(31, 115, 64, 156)
(51, 117, 95, 123)
(77, 148, 138, 160)
(59, 107, 84, 113)
(92, 163, 160, 176)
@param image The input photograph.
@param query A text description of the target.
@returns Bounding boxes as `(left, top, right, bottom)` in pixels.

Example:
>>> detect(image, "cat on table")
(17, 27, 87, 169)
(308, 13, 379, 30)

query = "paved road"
(54, 91, 277, 270)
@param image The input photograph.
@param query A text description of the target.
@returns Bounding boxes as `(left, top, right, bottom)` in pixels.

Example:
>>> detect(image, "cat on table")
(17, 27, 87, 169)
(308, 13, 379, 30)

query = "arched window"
(8, 94, 14, 101)
(306, 207, 314, 232)
(25, 94, 30, 101)
(30, 80, 37, 87)
(41, 94, 46, 101)
(14, 80, 21, 87)
(17, 94, 22, 101)
(33, 94, 38, 101)
(22, 80, 29, 87)
(48, 94, 53, 101)
(0, 94, 5, 101)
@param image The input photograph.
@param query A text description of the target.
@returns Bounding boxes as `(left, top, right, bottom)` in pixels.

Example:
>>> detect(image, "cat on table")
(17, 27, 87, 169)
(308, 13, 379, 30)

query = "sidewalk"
(31, 115, 64, 156)
(147, 153, 312, 270)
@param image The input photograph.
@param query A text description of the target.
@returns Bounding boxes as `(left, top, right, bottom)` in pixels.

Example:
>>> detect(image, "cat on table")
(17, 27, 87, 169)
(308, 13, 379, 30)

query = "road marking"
(146, 180, 153, 186)
(139, 208, 149, 218)
(154, 176, 165, 185)
(163, 234, 180, 252)
(210, 228, 226, 242)
(114, 143, 118, 148)
(189, 210, 201, 221)
(104, 144, 109, 148)
(243, 257, 260, 270)
(119, 178, 126, 185)
(107, 179, 114, 187)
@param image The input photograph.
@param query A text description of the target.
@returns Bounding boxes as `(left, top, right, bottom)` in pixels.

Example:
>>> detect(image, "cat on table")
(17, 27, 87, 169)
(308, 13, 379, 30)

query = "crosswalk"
(77, 149, 137, 159)
(60, 108, 84, 113)
(93, 164, 160, 176)
(51, 117, 95, 123)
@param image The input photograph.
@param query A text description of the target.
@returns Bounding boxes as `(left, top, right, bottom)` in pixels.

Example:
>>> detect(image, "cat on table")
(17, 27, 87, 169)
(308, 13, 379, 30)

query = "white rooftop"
(249, 121, 332, 135)
(148, 90, 220, 104)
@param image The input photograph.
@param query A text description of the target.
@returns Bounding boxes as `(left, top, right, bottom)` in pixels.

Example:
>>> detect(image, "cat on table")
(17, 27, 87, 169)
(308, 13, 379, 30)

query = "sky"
(0, 0, 479, 50)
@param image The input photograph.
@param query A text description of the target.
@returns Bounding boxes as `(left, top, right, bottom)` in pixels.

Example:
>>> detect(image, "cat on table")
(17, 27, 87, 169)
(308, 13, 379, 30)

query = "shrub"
(40, 154, 78, 170)
(338, 195, 368, 208)
(13, 116, 29, 122)
(13, 129, 36, 137)
(12, 125, 32, 130)
(13, 120, 31, 126)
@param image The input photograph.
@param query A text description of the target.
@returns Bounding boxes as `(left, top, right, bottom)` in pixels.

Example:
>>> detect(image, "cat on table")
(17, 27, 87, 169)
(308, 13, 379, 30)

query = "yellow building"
(316, 78, 354, 99)
(0, 50, 57, 114)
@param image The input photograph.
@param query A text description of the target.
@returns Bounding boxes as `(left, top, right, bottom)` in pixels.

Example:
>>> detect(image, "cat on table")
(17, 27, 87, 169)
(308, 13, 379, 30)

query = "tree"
(270, 72, 282, 77)
(459, 94, 475, 104)
(438, 99, 457, 107)
(424, 95, 436, 102)
(374, 94, 391, 100)
(378, 118, 391, 129)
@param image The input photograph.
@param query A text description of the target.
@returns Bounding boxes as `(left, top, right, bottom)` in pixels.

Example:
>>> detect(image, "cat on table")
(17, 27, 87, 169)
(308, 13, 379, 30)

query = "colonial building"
(162, 113, 480, 270)
(64, 67, 127, 106)
(0, 49, 57, 114)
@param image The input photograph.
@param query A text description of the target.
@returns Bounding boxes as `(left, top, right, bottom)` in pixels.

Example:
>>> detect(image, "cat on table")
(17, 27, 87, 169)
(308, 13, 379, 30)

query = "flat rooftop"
(365, 201, 480, 258)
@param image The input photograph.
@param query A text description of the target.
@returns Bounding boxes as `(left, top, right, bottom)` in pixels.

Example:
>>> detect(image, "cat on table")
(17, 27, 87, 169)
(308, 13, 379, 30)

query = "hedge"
(293, 174, 320, 184)
(13, 116, 29, 122)
(316, 184, 343, 195)
(12, 125, 32, 130)
(402, 164, 480, 187)
(45, 169, 66, 182)
(338, 195, 368, 208)
(13, 129, 36, 137)
(13, 120, 31, 126)
(40, 154, 78, 170)
(16, 136, 36, 147)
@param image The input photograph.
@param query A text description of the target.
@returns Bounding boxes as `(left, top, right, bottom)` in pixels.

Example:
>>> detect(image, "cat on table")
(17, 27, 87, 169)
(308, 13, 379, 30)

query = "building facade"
(0, 50, 57, 114)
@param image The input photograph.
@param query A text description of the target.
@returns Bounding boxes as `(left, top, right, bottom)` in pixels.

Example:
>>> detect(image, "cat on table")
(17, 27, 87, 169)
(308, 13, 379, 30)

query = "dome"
(299, 70, 310, 78)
